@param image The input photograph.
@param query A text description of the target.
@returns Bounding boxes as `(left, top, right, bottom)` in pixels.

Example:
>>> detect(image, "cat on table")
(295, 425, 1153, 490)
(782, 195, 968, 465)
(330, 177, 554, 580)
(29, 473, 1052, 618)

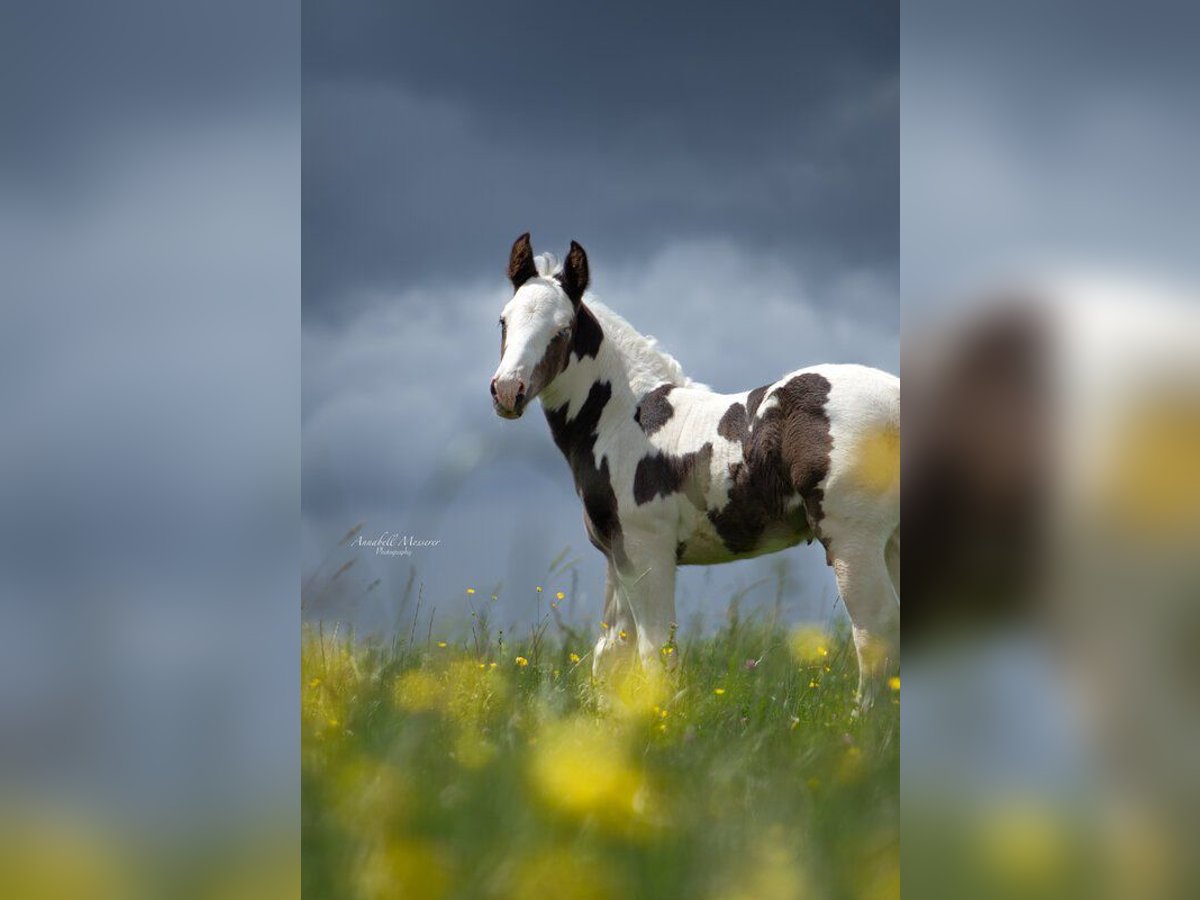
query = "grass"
(302, 599, 899, 900)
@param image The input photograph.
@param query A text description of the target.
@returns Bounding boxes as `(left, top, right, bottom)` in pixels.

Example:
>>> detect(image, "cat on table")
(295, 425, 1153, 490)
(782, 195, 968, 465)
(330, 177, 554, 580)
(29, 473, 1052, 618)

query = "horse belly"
(675, 505, 811, 566)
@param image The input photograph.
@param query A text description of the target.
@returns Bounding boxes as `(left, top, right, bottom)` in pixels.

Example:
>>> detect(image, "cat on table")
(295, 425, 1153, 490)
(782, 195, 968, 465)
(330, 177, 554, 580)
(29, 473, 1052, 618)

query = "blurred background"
(301, 0, 900, 639)
(902, 2, 1200, 896)
(7, 0, 1199, 896)
(0, 1, 298, 896)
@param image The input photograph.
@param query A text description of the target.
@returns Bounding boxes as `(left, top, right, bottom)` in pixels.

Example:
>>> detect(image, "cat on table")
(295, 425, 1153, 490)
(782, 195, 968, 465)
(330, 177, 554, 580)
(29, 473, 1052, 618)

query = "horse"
(490, 233, 900, 706)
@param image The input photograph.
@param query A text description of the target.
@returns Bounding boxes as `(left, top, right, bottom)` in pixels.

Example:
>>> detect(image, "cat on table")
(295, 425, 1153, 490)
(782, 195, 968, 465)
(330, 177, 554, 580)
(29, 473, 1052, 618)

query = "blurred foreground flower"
(357, 839, 452, 900)
(528, 716, 644, 829)
(788, 626, 831, 664)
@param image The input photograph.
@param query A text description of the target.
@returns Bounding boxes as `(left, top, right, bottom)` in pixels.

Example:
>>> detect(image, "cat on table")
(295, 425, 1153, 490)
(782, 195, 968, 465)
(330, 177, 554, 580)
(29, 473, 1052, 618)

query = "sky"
(302, 0, 900, 637)
(1, 0, 299, 840)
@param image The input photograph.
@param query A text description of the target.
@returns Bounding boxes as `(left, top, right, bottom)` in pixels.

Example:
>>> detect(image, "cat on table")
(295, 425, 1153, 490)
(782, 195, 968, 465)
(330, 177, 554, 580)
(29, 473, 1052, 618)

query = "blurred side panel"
(903, 2, 1200, 897)
(0, 1, 298, 897)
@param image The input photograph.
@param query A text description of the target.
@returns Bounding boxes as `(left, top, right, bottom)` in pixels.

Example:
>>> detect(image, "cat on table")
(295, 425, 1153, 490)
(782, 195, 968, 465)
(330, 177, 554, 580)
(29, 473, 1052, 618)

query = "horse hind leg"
(885, 528, 900, 601)
(825, 525, 900, 710)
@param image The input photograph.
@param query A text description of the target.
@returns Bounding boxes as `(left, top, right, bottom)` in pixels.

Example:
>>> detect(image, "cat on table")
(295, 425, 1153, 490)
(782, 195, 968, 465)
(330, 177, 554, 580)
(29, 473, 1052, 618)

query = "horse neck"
(539, 306, 638, 432)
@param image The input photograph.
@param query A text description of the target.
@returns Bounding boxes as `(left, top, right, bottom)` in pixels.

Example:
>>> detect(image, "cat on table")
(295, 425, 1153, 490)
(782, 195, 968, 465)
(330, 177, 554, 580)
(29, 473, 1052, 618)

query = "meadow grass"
(302, 602, 898, 900)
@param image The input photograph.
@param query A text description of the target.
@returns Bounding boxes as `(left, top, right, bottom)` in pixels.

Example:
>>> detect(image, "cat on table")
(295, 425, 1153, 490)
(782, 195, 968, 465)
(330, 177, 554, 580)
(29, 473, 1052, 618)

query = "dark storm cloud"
(303, 0, 897, 321)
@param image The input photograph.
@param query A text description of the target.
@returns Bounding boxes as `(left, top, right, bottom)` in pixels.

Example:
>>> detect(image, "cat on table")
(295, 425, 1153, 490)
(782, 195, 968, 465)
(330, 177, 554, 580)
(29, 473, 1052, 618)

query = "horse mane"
(535, 252, 707, 395)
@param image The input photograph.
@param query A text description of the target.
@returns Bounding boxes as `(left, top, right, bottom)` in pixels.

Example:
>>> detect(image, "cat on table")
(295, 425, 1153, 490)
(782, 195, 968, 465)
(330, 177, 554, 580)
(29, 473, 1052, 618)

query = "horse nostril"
(489, 379, 498, 398)
(515, 381, 526, 405)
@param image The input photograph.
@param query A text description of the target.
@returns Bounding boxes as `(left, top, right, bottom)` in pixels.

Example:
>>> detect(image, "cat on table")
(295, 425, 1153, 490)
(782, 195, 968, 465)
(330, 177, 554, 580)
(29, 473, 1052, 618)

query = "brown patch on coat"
(745, 385, 769, 419)
(718, 385, 769, 444)
(508, 232, 537, 289)
(633, 442, 713, 509)
(717, 402, 748, 442)
(544, 380, 627, 568)
(635, 384, 675, 435)
(709, 373, 833, 554)
(528, 330, 572, 401)
(572, 304, 603, 359)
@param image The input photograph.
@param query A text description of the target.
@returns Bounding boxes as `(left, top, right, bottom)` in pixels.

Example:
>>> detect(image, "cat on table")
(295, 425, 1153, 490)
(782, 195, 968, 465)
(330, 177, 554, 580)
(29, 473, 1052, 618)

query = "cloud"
(302, 1, 897, 322)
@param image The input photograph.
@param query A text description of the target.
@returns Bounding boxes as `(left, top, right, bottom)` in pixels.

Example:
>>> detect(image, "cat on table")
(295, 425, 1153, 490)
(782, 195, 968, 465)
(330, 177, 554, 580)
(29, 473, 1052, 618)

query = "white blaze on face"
(491, 278, 574, 414)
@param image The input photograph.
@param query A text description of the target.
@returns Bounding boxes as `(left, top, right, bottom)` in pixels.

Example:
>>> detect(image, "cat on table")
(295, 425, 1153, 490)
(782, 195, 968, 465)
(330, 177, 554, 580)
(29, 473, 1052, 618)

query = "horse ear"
(508, 232, 537, 289)
(561, 240, 589, 306)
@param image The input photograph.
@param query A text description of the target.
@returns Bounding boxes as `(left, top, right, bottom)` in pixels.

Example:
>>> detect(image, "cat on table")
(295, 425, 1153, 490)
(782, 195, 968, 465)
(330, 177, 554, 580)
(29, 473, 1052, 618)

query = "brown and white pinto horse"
(490, 234, 900, 706)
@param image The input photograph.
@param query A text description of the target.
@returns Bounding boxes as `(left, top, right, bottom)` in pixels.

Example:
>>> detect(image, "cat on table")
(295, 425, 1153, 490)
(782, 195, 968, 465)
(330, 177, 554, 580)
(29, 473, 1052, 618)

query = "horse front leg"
(592, 558, 638, 682)
(615, 538, 679, 672)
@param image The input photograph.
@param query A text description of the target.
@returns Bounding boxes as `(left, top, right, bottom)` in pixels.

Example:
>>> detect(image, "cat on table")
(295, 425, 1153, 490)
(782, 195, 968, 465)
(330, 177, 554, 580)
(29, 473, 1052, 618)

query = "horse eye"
(498, 318, 505, 328)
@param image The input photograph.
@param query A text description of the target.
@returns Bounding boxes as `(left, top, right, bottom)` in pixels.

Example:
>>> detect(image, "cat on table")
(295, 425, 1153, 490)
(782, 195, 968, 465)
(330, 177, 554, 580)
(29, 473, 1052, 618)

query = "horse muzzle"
(490, 375, 526, 419)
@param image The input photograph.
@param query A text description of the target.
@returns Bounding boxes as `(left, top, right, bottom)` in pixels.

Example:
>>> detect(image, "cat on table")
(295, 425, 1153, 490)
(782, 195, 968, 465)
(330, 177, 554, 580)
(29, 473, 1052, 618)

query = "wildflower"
(789, 626, 831, 664)
(888, 675, 901, 692)
(568, 653, 581, 664)
(600, 621, 609, 630)
(536, 586, 543, 593)
(437, 641, 448, 648)
(619, 630, 628, 641)
(555, 591, 565, 600)
(660, 645, 675, 656)
(714, 687, 726, 696)
(809, 680, 818, 688)
(490, 593, 498, 601)
(515, 656, 529, 668)
(528, 715, 641, 826)
(489, 662, 498, 669)
(466, 587, 476, 595)
(478, 663, 486, 670)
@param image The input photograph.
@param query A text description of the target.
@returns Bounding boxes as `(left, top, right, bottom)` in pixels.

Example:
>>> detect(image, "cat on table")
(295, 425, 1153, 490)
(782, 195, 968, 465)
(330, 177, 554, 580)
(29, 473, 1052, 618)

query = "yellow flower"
(556, 591, 565, 600)
(600, 621, 609, 630)
(437, 641, 447, 648)
(809, 680, 818, 688)
(714, 687, 726, 696)
(489, 662, 498, 669)
(466, 587, 476, 595)
(536, 586, 543, 593)
(888, 675, 901, 692)
(528, 715, 641, 827)
(515, 656, 529, 668)
(789, 626, 831, 664)
(619, 630, 628, 641)
(568, 653, 581, 664)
